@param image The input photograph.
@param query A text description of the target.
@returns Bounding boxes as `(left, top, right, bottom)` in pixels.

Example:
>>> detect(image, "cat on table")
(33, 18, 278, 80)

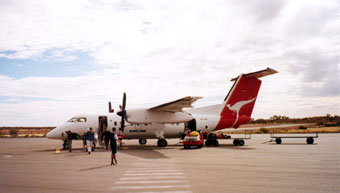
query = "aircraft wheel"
(275, 138, 282, 144)
(139, 139, 147, 145)
(157, 139, 168, 147)
(239, 140, 245, 146)
(233, 139, 240, 146)
(306, 137, 314, 144)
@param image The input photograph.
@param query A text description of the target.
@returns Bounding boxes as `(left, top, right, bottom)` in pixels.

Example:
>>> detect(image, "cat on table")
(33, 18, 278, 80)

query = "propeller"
(117, 92, 127, 132)
(108, 102, 114, 113)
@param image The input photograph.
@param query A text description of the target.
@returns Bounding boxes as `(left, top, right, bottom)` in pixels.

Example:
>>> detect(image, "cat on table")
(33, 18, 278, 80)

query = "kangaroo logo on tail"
(226, 97, 256, 127)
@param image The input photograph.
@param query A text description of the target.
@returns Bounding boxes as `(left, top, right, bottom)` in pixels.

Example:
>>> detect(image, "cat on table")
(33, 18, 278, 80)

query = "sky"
(0, 0, 339, 126)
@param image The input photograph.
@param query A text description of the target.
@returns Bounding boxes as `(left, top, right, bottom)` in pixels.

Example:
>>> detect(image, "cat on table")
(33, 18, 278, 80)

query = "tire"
(275, 138, 282, 144)
(139, 139, 147, 145)
(205, 141, 210, 146)
(184, 145, 188, 149)
(198, 144, 203, 148)
(239, 140, 245, 146)
(157, 139, 167, 147)
(233, 139, 239, 146)
(214, 140, 219, 146)
(306, 137, 314, 144)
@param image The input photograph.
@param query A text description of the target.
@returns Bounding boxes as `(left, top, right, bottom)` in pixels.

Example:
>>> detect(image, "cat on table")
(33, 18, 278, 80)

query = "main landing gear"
(139, 139, 147, 145)
(157, 139, 168, 147)
(233, 139, 245, 146)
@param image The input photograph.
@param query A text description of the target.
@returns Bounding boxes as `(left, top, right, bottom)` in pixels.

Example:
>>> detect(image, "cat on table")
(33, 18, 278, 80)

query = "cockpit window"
(68, 117, 77, 122)
(77, 117, 87, 122)
(67, 117, 87, 122)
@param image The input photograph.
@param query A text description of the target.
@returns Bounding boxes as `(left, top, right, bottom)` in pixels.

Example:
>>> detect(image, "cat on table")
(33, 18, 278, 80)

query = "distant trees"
(251, 114, 340, 125)
(9, 129, 18, 137)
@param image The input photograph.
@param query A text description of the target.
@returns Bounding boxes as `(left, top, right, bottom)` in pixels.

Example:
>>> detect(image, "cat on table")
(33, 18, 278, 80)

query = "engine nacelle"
(126, 108, 194, 124)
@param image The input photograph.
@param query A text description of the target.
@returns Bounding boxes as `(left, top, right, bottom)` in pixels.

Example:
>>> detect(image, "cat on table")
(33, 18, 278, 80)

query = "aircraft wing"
(148, 96, 202, 113)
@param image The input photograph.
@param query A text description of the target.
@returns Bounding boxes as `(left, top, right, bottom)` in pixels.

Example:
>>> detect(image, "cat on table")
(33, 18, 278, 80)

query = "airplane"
(46, 67, 278, 148)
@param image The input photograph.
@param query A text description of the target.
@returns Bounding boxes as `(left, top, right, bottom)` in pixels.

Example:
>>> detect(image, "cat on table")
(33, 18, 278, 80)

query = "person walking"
(109, 127, 123, 165)
(82, 131, 87, 152)
(66, 130, 73, 152)
(85, 128, 95, 154)
(102, 127, 111, 150)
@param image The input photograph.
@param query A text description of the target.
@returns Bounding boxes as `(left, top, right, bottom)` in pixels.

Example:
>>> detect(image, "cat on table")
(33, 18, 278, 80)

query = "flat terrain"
(0, 134, 339, 193)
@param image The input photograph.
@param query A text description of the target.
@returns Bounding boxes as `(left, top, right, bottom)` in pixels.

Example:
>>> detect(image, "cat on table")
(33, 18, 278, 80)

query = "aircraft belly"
(123, 124, 184, 139)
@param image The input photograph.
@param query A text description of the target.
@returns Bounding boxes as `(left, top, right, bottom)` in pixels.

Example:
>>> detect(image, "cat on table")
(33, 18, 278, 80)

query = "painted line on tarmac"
(113, 185, 190, 190)
(126, 191, 192, 193)
(124, 172, 184, 176)
(115, 180, 185, 184)
(133, 164, 179, 167)
(119, 176, 186, 180)
(125, 170, 182, 173)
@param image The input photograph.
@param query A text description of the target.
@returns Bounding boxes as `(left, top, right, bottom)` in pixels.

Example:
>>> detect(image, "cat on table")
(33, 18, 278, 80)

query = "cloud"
(0, 0, 340, 126)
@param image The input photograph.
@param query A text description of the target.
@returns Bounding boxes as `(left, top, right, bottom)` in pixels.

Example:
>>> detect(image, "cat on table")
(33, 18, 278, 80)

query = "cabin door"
(98, 116, 108, 143)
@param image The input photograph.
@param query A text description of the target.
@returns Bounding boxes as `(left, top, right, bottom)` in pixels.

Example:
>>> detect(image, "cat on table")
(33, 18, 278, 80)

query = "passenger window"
(114, 121, 117, 126)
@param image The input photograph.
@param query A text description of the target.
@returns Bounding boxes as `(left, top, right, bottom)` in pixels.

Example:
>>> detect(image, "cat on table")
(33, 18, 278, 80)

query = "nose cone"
(46, 128, 61, 139)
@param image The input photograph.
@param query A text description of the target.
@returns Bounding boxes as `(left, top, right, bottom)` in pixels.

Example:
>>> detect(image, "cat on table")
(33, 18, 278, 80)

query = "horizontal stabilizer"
(231, 67, 278, 81)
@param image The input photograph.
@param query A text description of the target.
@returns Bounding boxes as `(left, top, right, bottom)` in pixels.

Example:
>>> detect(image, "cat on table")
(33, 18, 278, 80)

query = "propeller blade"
(117, 92, 127, 132)
(121, 117, 125, 132)
(122, 92, 126, 111)
(108, 102, 114, 113)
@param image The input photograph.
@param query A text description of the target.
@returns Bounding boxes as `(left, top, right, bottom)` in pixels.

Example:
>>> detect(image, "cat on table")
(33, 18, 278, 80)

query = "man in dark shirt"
(102, 127, 111, 150)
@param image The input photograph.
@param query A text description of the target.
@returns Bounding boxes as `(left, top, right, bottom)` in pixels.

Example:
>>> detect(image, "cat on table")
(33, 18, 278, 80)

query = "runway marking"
(125, 170, 182, 173)
(124, 172, 183, 176)
(126, 191, 192, 193)
(115, 180, 184, 184)
(119, 176, 186, 180)
(112, 158, 191, 192)
(133, 164, 178, 167)
(113, 185, 190, 190)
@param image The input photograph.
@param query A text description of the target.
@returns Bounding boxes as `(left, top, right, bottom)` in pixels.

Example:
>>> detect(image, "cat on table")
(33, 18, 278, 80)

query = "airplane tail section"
(215, 68, 278, 130)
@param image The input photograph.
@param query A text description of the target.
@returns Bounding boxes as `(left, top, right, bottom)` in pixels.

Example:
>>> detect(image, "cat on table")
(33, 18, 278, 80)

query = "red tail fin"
(215, 68, 277, 130)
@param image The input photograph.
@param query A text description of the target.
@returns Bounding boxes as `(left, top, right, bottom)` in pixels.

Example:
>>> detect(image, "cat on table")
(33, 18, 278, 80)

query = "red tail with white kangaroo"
(214, 68, 278, 130)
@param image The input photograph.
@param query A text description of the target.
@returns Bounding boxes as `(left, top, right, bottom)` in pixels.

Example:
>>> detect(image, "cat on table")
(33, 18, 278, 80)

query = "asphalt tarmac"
(0, 134, 339, 193)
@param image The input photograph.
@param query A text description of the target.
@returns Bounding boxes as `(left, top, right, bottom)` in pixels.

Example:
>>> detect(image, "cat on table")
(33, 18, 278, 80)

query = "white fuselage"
(46, 104, 223, 141)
